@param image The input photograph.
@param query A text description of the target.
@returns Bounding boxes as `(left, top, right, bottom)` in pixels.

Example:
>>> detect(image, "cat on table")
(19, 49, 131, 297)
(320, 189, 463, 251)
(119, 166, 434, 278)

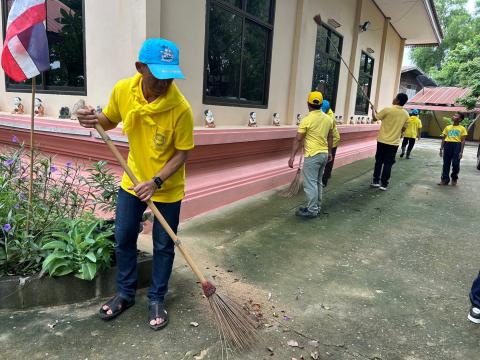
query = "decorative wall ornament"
(296, 113, 303, 126)
(204, 109, 216, 128)
(96, 105, 103, 114)
(272, 112, 280, 126)
(59, 107, 71, 119)
(34, 98, 45, 117)
(248, 112, 257, 127)
(71, 99, 85, 120)
(11, 97, 24, 115)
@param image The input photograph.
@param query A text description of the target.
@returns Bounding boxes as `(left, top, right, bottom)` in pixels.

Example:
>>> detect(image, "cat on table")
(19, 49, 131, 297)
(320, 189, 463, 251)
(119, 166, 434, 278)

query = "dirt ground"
(1, 138, 480, 360)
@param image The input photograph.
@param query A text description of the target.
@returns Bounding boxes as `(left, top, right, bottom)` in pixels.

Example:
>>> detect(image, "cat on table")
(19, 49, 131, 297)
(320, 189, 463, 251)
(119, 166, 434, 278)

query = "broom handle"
(94, 124, 208, 284)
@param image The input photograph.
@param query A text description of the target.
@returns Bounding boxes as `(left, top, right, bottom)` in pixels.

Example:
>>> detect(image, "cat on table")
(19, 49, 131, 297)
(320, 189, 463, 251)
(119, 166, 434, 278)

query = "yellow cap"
(308, 91, 323, 106)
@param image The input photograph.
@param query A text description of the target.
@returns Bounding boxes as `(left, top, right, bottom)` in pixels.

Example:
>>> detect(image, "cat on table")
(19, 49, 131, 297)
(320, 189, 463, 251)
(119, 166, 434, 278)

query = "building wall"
(0, 0, 406, 126)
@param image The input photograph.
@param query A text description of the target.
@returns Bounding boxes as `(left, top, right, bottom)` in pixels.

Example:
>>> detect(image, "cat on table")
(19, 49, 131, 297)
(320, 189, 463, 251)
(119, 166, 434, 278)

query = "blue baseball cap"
(138, 38, 185, 80)
(321, 100, 331, 113)
(411, 109, 419, 115)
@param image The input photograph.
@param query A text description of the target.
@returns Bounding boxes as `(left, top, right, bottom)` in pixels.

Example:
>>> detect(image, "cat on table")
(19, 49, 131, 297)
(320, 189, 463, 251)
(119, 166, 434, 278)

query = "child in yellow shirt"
(438, 113, 468, 186)
(400, 109, 422, 159)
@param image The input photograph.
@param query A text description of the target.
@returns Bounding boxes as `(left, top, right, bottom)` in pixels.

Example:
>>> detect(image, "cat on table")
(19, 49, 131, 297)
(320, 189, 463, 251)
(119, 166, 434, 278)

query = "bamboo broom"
(93, 123, 258, 352)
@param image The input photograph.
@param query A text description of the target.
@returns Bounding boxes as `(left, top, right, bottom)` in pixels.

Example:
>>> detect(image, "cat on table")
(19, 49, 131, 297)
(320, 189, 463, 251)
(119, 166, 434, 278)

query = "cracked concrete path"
(1, 139, 480, 360)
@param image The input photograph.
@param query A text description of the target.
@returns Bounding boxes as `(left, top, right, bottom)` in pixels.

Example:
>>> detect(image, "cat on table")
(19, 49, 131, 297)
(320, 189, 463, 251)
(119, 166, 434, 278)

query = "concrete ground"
(1, 139, 480, 360)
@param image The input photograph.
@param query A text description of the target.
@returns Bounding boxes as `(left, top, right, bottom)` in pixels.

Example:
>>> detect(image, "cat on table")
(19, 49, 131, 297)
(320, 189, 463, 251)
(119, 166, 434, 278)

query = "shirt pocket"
(152, 126, 173, 151)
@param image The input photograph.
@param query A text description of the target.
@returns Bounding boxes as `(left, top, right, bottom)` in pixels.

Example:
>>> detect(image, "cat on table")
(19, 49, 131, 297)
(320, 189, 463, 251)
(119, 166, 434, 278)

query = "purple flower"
(3, 224, 11, 232)
(12, 135, 18, 143)
(4, 159, 14, 167)
(66, 161, 73, 168)
(14, 203, 20, 209)
(50, 165, 57, 173)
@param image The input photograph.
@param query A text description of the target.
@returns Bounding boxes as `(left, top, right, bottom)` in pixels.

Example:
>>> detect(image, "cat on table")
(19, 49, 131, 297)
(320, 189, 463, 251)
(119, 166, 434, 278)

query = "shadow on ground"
(2, 139, 480, 360)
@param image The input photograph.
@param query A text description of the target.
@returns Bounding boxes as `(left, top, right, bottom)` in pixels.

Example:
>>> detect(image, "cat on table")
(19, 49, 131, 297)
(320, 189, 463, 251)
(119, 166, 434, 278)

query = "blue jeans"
(441, 142, 461, 183)
(470, 272, 480, 308)
(115, 188, 181, 303)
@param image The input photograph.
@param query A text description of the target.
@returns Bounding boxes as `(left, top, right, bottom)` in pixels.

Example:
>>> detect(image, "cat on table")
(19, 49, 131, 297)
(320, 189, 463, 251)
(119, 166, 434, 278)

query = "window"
(312, 24, 343, 111)
(355, 52, 374, 115)
(2, 0, 86, 94)
(204, 0, 275, 107)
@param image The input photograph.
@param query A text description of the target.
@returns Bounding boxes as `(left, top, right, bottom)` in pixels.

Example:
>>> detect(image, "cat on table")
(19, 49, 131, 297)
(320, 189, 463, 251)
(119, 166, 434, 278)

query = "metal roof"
(404, 104, 477, 113)
(408, 87, 471, 106)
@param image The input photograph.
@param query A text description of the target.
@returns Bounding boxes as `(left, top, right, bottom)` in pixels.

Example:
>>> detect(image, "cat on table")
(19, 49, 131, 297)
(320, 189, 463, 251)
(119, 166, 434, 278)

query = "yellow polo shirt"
(376, 105, 409, 146)
(298, 110, 334, 157)
(404, 116, 422, 138)
(326, 109, 340, 147)
(103, 74, 194, 203)
(442, 124, 468, 142)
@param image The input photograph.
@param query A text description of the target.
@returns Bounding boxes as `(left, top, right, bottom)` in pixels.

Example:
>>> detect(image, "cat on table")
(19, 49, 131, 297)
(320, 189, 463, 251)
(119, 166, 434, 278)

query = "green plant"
(443, 116, 474, 128)
(0, 139, 119, 277)
(41, 216, 115, 280)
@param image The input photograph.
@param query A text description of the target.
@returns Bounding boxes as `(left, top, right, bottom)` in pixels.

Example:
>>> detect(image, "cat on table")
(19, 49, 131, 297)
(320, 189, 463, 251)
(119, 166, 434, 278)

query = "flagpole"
(26, 77, 36, 234)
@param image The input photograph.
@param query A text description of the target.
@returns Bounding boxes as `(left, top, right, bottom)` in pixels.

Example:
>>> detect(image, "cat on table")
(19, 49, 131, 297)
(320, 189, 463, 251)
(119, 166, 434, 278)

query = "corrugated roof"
(408, 87, 470, 106)
(404, 104, 477, 113)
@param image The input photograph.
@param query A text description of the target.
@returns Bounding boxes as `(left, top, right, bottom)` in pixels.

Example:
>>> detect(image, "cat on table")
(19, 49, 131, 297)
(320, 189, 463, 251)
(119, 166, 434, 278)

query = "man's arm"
(131, 150, 190, 202)
(439, 138, 445, 157)
(77, 106, 118, 131)
(460, 136, 467, 159)
(288, 133, 305, 168)
(327, 129, 333, 162)
(417, 128, 421, 140)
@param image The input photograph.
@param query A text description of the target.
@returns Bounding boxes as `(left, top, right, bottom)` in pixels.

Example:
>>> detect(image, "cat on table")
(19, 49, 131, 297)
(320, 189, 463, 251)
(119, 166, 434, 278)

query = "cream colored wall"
(344, 0, 384, 118)
(0, 0, 146, 117)
(376, 25, 401, 110)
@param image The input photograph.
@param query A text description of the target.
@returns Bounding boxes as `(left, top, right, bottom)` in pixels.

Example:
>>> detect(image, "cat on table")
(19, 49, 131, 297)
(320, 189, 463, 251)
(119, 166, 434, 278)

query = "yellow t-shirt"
(442, 124, 468, 142)
(376, 105, 409, 146)
(103, 74, 194, 203)
(404, 116, 423, 139)
(326, 109, 340, 147)
(298, 110, 333, 157)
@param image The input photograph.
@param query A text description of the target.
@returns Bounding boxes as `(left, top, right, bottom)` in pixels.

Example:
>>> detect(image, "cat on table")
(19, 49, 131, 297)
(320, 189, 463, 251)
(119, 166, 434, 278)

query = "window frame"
(1, 0, 87, 95)
(202, 0, 275, 108)
(311, 22, 343, 112)
(354, 51, 375, 115)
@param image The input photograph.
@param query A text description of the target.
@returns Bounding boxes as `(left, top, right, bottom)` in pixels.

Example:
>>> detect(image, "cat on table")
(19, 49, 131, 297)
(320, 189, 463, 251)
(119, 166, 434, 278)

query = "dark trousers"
(373, 142, 398, 187)
(115, 188, 181, 303)
(441, 142, 462, 183)
(401, 137, 416, 155)
(470, 272, 480, 308)
(322, 146, 337, 186)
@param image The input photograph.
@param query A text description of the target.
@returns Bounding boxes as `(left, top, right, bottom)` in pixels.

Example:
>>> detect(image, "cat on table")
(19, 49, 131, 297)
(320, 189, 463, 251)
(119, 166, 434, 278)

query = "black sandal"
(98, 295, 135, 321)
(148, 302, 169, 331)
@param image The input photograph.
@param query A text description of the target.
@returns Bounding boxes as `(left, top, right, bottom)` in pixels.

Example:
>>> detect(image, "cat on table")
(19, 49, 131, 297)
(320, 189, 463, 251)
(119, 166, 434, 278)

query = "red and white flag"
(1, 0, 50, 82)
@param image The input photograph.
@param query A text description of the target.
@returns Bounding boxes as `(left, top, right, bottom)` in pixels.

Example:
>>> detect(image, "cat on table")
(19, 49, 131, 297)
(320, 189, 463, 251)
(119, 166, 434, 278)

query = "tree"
(410, 0, 476, 73)
(431, 35, 480, 109)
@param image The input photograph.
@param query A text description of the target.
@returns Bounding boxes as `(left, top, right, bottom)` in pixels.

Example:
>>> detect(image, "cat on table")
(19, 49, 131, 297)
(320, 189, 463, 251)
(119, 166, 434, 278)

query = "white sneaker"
(370, 182, 380, 188)
(379, 186, 388, 191)
(468, 306, 480, 324)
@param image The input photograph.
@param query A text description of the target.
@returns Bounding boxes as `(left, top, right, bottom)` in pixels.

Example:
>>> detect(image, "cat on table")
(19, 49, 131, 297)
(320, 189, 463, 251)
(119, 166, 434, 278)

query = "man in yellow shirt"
(370, 93, 409, 191)
(438, 112, 468, 186)
(288, 91, 333, 218)
(321, 99, 340, 187)
(77, 38, 194, 330)
(400, 109, 422, 159)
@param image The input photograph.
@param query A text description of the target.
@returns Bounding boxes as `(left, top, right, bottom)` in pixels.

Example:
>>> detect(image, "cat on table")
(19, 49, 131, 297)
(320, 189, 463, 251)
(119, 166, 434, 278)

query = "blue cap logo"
(138, 38, 185, 80)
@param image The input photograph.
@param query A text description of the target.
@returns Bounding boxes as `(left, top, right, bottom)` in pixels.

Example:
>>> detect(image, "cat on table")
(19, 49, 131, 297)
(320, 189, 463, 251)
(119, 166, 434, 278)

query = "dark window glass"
(355, 52, 374, 115)
(204, 0, 274, 107)
(312, 24, 342, 111)
(2, 0, 86, 94)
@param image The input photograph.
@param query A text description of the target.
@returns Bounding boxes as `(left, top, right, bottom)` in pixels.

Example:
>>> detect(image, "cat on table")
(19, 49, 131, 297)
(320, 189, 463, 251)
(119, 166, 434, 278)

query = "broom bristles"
(208, 292, 259, 352)
(280, 168, 303, 198)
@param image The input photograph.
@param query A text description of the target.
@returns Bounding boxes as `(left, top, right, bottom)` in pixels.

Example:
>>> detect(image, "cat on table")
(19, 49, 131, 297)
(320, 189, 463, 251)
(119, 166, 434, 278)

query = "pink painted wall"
(0, 115, 379, 220)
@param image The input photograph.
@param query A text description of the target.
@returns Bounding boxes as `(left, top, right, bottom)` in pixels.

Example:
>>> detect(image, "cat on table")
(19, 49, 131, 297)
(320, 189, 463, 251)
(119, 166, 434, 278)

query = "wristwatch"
(152, 176, 163, 189)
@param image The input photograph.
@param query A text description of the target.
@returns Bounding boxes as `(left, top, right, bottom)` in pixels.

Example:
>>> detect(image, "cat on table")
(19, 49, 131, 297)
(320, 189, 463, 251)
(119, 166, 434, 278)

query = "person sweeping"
(76, 38, 194, 330)
(321, 99, 340, 187)
(400, 109, 422, 159)
(288, 91, 333, 218)
(438, 112, 467, 186)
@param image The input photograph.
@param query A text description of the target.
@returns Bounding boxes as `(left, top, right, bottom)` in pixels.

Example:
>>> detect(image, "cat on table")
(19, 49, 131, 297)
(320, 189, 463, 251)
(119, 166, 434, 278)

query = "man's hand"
(459, 152, 463, 160)
(288, 156, 295, 168)
(328, 153, 333, 162)
(129, 180, 157, 202)
(439, 149, 443, 157)
(77, 106, 98, 128)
